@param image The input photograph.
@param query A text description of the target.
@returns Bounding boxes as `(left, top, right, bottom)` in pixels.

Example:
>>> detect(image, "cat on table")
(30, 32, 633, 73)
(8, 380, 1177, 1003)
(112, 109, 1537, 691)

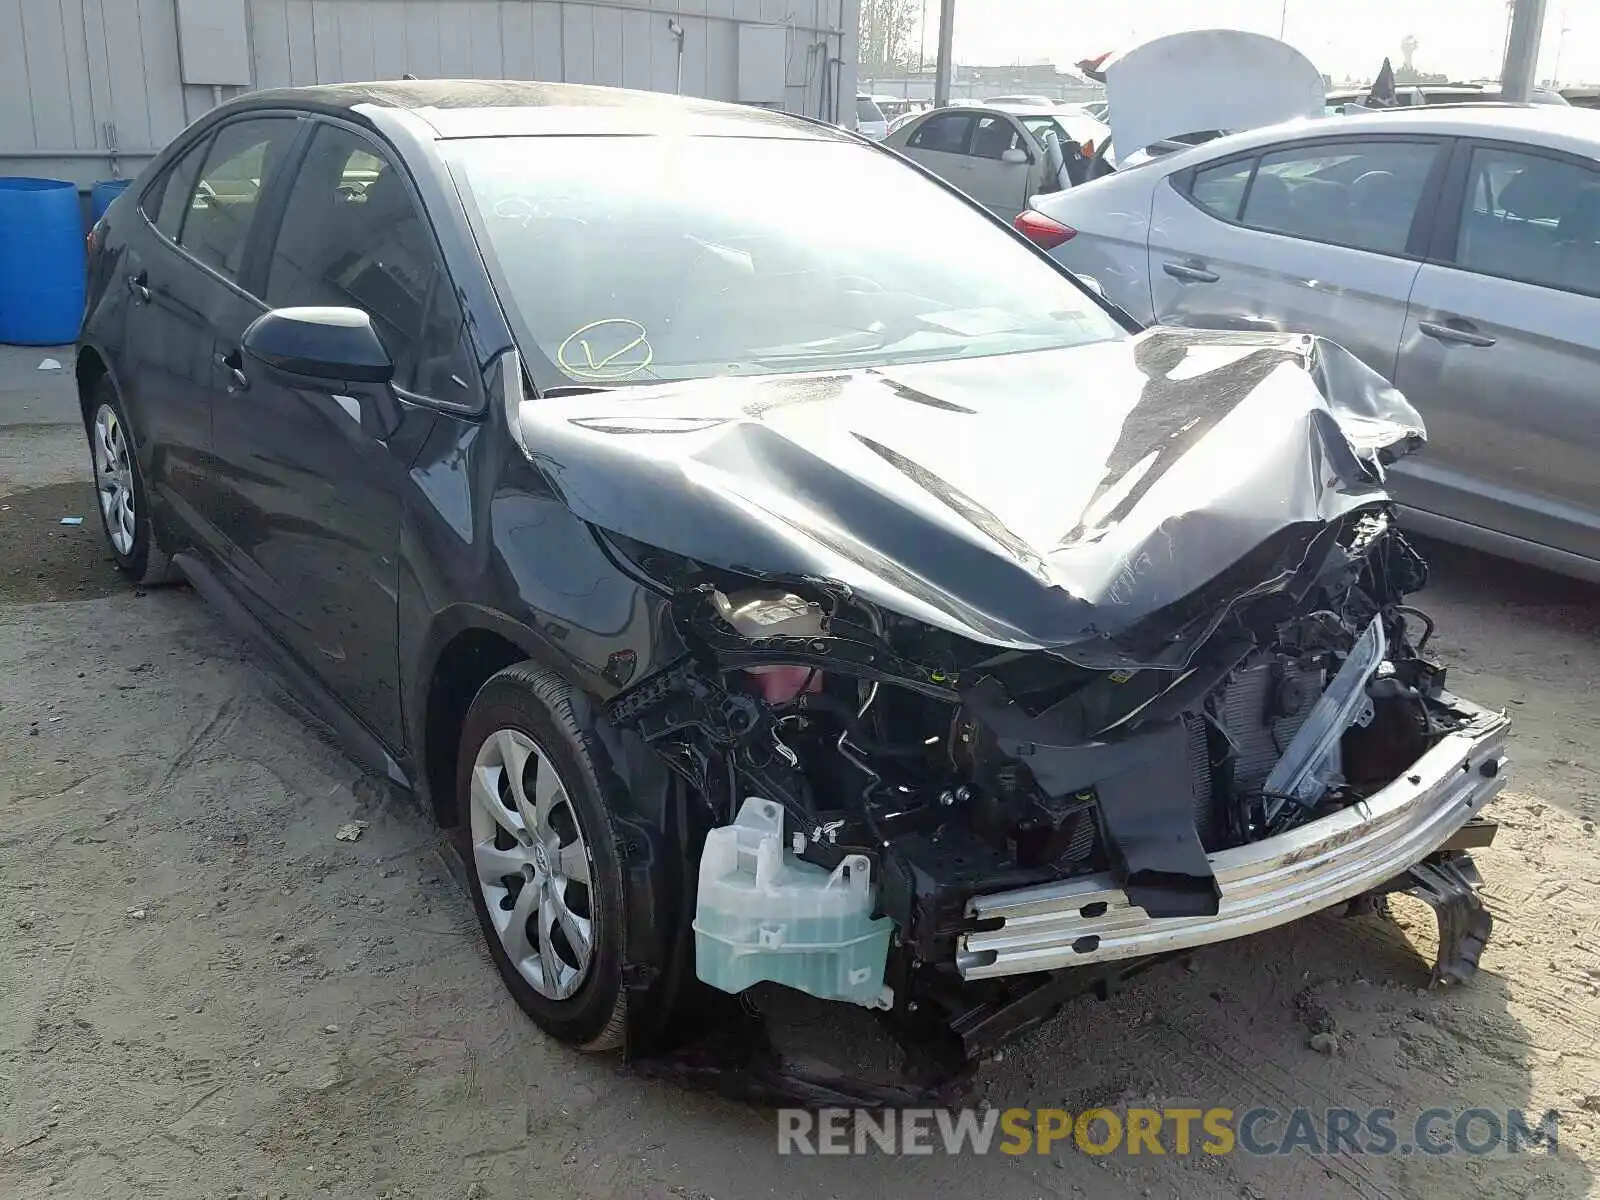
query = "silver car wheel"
(468, 727, 596, 1000)
(93, 403, 135, 557)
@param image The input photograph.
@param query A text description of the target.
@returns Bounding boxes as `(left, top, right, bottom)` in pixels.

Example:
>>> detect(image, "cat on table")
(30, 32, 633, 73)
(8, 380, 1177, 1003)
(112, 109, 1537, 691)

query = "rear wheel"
(87, 378, 176, 586)
(454, 663, 628, 1050)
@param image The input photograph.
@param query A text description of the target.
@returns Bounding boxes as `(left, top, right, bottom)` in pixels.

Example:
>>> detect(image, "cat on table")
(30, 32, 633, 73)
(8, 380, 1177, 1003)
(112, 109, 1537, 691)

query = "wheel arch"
(74, 345, 112, 427)
(413, 607, 585, 830)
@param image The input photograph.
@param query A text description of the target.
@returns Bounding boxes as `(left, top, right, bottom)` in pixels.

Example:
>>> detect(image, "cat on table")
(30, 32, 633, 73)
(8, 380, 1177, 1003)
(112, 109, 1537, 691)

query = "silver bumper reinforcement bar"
(957, 700, 1510, 980)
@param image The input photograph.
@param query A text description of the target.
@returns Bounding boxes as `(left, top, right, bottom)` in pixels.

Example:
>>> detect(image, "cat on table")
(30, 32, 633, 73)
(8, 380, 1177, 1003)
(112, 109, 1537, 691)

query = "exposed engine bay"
(605, 509, 1502, 1098)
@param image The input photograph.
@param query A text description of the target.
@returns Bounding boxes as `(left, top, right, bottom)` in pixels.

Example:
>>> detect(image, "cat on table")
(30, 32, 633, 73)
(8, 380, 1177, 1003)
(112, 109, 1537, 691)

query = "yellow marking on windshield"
(557, 318, 655, 380)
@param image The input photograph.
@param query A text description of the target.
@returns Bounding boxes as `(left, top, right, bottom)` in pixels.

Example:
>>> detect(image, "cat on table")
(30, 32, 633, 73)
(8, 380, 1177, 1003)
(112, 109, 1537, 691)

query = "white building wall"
(0, 0, 859, 189)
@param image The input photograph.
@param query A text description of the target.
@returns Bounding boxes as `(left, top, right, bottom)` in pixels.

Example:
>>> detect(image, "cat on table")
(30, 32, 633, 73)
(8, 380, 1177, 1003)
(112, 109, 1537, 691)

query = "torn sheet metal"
(519, 327, 1424, 670)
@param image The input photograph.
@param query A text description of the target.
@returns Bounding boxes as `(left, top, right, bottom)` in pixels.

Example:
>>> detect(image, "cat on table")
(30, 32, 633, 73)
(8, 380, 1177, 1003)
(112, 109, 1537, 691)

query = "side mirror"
(242, 307, 393, 384)
(1001, 147, 1030, 166)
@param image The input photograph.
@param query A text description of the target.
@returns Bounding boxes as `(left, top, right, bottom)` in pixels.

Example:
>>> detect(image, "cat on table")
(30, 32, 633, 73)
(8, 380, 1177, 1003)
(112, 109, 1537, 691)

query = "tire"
(454, 663, 628, 1051)
(86, 376, 177, 586)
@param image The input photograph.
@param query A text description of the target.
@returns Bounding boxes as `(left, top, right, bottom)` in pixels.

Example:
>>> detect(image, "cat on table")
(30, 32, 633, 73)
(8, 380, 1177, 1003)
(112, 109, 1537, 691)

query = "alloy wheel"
(468, 728, 596, 1000)
(93, 403, 135, 557)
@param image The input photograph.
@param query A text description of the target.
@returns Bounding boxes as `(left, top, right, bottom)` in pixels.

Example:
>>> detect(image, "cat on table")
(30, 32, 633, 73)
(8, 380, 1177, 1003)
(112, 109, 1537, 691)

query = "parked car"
(854, 93, 889, 140)
(883, 103, 1088, 219)
(887, 108, 924, 135)
(1063, 98, 1110, 123)
(79, 80, 1508, 1096)
(1327, 82, 1571, 109)
(875, 96, 927, 125)
(1562, 86, 1600, 111)
(1019, 104, 1600, 583)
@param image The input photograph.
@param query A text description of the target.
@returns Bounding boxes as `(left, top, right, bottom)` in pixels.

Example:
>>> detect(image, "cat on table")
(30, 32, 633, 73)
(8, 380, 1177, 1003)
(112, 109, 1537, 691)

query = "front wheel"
(454, 663, 629, 1050)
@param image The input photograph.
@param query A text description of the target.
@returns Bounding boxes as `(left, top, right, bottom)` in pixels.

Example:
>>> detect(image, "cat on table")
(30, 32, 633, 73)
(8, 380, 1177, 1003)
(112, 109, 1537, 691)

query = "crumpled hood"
(519, 328, 1425, 666)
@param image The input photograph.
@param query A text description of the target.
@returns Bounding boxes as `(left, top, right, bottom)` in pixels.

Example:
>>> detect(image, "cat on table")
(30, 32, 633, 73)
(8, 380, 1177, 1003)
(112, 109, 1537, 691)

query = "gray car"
(1023, 105, 1600, 582)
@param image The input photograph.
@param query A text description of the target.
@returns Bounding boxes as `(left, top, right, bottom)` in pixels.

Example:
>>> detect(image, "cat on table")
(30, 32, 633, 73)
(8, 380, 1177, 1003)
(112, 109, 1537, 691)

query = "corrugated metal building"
(0, 0, 861, 190)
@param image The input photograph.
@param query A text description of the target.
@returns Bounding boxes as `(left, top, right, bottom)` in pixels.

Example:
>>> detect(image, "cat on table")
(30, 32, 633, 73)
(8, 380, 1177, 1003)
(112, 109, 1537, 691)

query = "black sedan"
(78, 81, 1508, 1095)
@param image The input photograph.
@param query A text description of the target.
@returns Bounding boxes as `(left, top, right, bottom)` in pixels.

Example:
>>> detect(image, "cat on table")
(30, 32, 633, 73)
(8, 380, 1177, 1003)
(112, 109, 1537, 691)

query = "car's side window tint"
(1237, 140, 1440, 256)
(970, 117, 1023, 161)
(909, 114, 973, 155)
(264, 123, 473, 401)
(178, 118, 300, 282)
(1454, 146, 1600, 296)
(144, 137, 211, 242)
(1189, 159, 1256, 220)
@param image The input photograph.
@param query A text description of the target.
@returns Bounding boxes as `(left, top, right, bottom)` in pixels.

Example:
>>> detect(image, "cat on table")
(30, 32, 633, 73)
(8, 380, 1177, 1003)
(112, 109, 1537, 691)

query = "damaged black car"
(78, 81, 1510, 1102)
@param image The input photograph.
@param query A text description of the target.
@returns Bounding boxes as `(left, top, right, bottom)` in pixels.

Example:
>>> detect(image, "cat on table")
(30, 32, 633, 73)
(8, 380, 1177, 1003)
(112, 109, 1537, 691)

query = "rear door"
(896, 111, 978, 193)
(208, 119, 477, 746)
(1391, 140, 1600, 563)
(120, 116, 302, 547)
(1147, 135, 1449, 382)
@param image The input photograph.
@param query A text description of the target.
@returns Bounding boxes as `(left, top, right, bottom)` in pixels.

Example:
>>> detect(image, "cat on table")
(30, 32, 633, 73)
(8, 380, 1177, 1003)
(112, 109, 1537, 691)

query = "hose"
(1394, 605, 1436, 653)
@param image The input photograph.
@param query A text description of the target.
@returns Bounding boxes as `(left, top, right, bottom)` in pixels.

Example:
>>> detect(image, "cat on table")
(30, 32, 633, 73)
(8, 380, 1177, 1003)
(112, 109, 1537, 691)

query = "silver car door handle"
(214, 350, 249, 391)
(1419, 320, 1496, 348)
(1162, 261, 1220, 283)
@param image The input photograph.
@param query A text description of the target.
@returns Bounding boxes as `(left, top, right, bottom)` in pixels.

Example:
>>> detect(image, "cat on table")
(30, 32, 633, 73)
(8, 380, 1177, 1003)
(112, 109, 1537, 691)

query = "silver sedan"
(1021, 105, 1600, 583)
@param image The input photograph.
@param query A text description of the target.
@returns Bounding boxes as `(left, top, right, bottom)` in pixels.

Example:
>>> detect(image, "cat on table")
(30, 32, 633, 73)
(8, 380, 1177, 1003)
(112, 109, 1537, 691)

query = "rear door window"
(1236, 140, 1442, 255)
(264, 122, 474, 402)
(1188, 158, 1256, 219)
(143, 137, 211, 242)
(177, 117, 301, 282)
(1452, 146, 1600, 296)
(970, 116, 1025, 160)
(908, 113, 974, 155)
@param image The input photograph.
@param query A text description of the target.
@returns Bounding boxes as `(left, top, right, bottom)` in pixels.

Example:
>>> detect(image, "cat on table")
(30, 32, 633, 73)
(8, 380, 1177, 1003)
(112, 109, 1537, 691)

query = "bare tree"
(859, 0, 919, 72)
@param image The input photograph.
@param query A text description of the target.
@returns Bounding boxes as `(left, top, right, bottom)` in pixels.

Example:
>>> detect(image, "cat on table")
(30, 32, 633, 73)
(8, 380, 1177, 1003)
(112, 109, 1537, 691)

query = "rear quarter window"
(1188, 159, 1255, 220)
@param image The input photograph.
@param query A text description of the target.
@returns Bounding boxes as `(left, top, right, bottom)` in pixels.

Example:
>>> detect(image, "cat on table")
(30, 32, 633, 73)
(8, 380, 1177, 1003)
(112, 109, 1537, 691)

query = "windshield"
(856, 98, 886, 124)
(1019, 114, 1069, 146)
(448, 135, 1121, 387)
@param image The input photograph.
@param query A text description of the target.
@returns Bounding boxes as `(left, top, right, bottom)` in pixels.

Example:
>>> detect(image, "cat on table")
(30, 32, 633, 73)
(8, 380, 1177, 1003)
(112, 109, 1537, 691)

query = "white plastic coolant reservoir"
(693, 797, 894, 1009)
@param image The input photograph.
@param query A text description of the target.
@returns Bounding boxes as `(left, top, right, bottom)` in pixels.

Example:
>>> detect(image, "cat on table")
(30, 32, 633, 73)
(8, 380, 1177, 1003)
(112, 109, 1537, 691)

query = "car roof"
(228, 79, 846, 141)
(988, 102, 1063, 117)
(1157, 102, 1600, 168)
(912, 103, 1050, 121)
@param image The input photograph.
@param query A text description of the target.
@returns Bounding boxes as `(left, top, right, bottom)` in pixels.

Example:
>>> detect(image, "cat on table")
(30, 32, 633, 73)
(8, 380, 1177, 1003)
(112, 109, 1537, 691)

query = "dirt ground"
(2, 346, 1598, 1200)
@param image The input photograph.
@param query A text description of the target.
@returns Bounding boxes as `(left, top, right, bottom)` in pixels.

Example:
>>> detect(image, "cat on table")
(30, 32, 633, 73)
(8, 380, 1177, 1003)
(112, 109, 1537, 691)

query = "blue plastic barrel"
(90, 178, 132, 222)
(0, 178, 86, 345)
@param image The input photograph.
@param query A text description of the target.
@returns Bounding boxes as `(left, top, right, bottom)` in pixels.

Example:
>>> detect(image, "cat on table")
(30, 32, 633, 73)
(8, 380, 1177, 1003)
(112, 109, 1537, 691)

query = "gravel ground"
(3, 347, 1598, 1199)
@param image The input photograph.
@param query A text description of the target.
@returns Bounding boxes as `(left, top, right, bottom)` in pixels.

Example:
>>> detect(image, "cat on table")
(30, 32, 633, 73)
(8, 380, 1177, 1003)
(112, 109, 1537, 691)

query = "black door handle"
(215, 349, 249, 392)
(1419, 319, 1496, 348)
(125, 271, 150, 303)
(1162, 260, 1220, 284)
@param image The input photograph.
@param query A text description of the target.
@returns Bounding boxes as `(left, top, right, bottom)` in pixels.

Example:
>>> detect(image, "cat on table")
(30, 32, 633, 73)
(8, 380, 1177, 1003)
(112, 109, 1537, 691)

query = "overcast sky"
(926, 0, 1599, 86)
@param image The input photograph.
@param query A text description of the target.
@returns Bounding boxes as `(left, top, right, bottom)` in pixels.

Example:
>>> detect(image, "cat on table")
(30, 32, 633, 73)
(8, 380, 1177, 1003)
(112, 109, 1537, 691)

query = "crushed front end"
(606, 511, 1507, 1086)
(519, 328, 1512, 1098)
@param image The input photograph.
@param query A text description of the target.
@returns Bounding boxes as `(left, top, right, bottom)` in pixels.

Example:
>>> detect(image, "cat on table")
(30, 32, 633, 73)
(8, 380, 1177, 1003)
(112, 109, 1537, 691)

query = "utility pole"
(1279, 1, 1288, 40)
(1551, 4, 1570, 88)
(933, 0, 956, 107)
(1500, 0, 1548, 101)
